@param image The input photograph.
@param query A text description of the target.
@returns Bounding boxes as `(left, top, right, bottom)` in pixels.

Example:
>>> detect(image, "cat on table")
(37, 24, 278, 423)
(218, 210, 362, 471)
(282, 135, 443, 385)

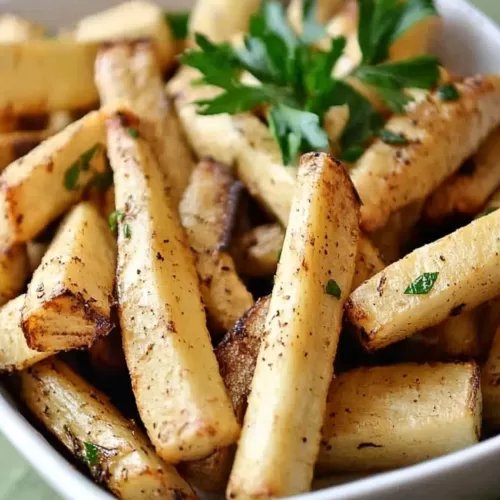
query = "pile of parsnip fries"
(1, 1, 500, 499)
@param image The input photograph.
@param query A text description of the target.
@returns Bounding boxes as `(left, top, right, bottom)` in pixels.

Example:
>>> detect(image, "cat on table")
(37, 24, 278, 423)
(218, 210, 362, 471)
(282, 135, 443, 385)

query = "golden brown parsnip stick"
(180, 159, 253, 334)
(351, 75, 500, 232)
(22, 202, 116, 352)
(95, 40, 194, 207)
(0, 110, 106, 246)
(346, 208, 500, 351)
(20, 359, 196, 500)
(228, 153, 359, 498)
(108, 110, 239, 463)
(425, 127, 500, 221)
(318, 362, 481, 472)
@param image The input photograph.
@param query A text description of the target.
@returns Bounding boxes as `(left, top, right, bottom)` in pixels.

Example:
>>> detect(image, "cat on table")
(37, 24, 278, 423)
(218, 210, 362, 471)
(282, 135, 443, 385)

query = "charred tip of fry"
(106, 108, 141, 130)
(218, 180, 244, 253)
(22, 288, 114, 352)
(218, 295, 270, 348)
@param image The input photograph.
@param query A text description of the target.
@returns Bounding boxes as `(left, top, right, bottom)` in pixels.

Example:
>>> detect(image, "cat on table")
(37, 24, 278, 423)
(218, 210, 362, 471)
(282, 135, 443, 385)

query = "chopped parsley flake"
(123, 224, 132, 239)
(325, 279, 341, 299)
(108, 210, 125, 233)
(84, 442, 99, 467)
(64, 161, 80, 191)
(379, 129, 410, 146)
(165, 11, 189, 40)
(404, 272, 439, 295)
(63, 143, 103, 191)
(127, 127, 140, 139)
(437, 83, 460, 102)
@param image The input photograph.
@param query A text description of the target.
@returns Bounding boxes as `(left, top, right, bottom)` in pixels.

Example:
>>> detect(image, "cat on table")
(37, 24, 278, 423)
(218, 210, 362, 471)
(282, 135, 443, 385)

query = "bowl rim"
(2, 1, 500, 499)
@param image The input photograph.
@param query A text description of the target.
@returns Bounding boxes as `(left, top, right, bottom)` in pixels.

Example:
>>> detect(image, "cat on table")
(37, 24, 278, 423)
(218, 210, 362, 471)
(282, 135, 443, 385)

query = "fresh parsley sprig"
(180, 0, 440, 164)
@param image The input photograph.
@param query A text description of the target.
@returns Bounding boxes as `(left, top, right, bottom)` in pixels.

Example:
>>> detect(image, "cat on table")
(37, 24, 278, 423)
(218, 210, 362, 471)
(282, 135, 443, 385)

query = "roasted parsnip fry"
(482, 325, 500, 428)
(233, 114, 297, 226)
(181, 296, 270, 493)
(20, 359, 196, 500)
(352, 235, 386, 290)
(180, 159, 253, 334)
(318, 363, 481, 472)
(0, 14, 45, 42)
(233, 224, 285, 278)
(351, 75, 500, 232)
(22, 202, 116, 352)
(0, 110, 106, 246)
(0, 295, 50, 372)
(167, 66, 245, 165)
(0, 244, 28, 306)
(95, 40, 194, 207)
(228, 153, 360, 498)
(0, 41, 99, 115)
(425, 127, 500, 221)
(346, 209, 500, 351)
(75, 1, 175, 69)
(403, 312, 481, 361)
(108, 110, 239, 463)
(188, 0, 260, 42)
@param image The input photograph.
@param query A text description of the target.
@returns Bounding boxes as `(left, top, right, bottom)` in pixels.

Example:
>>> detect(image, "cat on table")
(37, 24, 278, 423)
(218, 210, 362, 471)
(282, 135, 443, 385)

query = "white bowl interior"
(2, 1, 500, 500)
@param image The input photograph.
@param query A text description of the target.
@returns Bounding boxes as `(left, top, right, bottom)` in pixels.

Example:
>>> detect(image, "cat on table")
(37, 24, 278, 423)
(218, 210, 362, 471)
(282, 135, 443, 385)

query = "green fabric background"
(0, 1, 498, 499)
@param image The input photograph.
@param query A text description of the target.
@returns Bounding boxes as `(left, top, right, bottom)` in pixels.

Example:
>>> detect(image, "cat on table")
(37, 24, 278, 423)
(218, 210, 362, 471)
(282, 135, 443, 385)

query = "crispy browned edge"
(22, 288, 114, 352)
(179, 296, 270, 492)
(194, 157, 244, 252)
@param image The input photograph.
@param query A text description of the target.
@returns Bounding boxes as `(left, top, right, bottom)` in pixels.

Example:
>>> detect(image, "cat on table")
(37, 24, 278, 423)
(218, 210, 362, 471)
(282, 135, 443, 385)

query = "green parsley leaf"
(379, 129, 410, 145)
(108, 210, 125, 233)
(268, 104, 329, 164)
(127, 127, 140, 138)
(301, 0, 326, 44)
(165, 11, 190, 40)
(437, 82, 460, 102)
(80, 144, 101, 171)
(332, 81, 384, 153)
(181, 0, 438, 164)
(260, 1, 298, 53)
(340, 145, 365, 163)
(123, 224, 132, 239)
(358, 0, 405, 65)
(355, 56, 440, 112)
(64, 162, 80, 191)
(196, 86, 272, 115)
(84, 442, 99, 467)
(404, 272, 439, 295)
(277, 248, 282, 261)
(325, 279, 341, 299)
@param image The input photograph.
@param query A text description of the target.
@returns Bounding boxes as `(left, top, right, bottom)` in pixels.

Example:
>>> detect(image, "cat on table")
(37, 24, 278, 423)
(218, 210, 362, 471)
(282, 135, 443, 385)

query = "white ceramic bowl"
(2, 1, 500, 499)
